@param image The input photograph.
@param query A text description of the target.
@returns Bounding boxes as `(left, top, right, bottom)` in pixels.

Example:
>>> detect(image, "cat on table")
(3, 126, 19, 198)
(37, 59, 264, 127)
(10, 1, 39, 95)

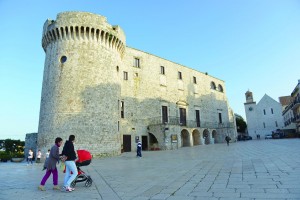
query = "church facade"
(244, 91, 284, 139)
(36, 12, 237, 156)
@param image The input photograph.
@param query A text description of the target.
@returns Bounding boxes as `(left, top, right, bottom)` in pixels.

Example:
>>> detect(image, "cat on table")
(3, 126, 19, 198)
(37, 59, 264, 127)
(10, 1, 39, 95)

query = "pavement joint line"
(92, 166, 122, 200)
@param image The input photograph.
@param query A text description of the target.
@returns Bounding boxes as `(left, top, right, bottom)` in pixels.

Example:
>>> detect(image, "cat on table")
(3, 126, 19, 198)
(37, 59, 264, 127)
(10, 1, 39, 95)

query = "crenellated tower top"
(41, 11, 126, 57)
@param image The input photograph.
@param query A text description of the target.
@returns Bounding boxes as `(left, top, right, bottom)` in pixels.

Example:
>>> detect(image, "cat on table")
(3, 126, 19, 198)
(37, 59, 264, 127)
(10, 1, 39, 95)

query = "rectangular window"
(263, 109, 266, 115)
(275, 121, 278, 127)
(196, 110, 200, 127)
(179, 108, 186, 126)
(123, 71, 128, 80)
(193, 76, 197, 84)
(162, 106, 168, 123)
(263, 122, 265, 128)
(178, 71, 182, 80)
(118, 121, 120, 132)
(160, 66, 165, 75)
(121, 101, 124, 118)
(271, 108, 274, 114)
(218, 113, 222, 124)
(134, 58, 140, 68)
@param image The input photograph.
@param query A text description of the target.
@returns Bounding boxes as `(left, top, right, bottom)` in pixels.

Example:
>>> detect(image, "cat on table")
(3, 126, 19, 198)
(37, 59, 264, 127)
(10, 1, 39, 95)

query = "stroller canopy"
(77, 150, 92, 163)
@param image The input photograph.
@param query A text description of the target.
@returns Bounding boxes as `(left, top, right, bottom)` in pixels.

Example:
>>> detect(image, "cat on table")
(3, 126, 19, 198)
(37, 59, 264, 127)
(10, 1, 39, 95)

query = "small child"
(36, 150, 42, 163)
(136, 141, 142, 158)
(27, 149, 33, 165)
(42, 149, 50, 171)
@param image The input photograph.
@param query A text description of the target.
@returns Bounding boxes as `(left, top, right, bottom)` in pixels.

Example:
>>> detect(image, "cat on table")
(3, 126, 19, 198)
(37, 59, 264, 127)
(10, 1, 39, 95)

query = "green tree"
(235, 114, 247, 133)
(3, 139, 25, 153)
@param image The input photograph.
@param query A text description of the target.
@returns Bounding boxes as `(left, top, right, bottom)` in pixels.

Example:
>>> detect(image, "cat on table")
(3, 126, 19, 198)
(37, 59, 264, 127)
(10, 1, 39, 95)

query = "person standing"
(38, 137, 63, 191)
(46, 149, 50, 159)
(36, 150, 42, 163)
(136, 140, 142, 158)
(42, 149, 51, 170)
(27, 149, 33, 165)
(62, 135, 77, 192)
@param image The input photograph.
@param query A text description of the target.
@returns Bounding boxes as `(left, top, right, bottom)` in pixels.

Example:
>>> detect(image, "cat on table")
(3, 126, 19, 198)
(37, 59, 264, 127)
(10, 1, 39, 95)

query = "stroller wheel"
(85, 177, 93, 187)
(71, 181, 76, 188)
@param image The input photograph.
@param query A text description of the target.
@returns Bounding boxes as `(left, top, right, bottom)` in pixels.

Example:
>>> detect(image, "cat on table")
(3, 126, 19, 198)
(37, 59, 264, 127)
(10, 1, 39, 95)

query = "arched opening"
(218, 84, 223, 92)
(192, 129, 200, 146)
(149, 133, 159, 151)
(203, 129, 210, 144)
(181, 129, 190, 147)
(210, 81, 216, 90)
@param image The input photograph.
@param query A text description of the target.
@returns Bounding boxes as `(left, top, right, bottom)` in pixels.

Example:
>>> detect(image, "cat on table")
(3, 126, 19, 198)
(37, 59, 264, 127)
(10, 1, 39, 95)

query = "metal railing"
(146, 116, 235, 129)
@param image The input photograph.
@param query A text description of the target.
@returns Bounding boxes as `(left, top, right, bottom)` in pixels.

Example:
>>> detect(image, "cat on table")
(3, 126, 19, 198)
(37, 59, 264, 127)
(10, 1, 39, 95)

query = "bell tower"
(245, 90, 254, 103)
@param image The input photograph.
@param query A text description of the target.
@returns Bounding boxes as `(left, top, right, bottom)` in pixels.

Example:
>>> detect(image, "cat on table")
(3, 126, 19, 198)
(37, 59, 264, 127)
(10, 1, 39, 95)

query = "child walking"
(27, 149, 33, 165)
(38, 137, 63, 191)
(136, 140, 142, 158)
(36, 150, 42, 163)
(42, 149, 50, 170)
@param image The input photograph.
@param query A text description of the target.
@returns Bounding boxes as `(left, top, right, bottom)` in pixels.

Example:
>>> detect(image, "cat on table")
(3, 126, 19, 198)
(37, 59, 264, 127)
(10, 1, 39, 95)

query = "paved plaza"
(0, 139, 300, 200)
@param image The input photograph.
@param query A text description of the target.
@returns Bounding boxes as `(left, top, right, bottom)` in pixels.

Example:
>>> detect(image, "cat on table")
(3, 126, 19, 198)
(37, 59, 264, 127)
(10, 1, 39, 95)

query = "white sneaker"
(64, 186, 75, 192)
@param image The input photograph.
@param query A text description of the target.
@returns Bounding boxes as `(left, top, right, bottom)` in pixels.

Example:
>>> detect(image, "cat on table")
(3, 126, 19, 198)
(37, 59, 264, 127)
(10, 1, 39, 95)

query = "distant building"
(282, 80, 300, 134)
(280, 96, 296, 130)
(244, 91, 284, 139)
(279, 96, 293, 110)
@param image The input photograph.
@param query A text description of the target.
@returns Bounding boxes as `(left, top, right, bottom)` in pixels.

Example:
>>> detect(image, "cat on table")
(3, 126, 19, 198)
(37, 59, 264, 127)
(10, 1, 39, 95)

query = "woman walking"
(38, 137, 63, 191)
(62, 135, 78, 192)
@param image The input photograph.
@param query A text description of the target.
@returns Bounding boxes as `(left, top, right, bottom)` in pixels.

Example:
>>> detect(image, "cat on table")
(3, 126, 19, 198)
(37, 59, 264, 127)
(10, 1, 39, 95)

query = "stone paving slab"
(1, 139, 300, 200)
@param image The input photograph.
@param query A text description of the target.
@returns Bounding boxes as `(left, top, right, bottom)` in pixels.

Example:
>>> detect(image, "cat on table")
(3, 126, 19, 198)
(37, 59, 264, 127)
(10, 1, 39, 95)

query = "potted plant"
(11, 152, 25, 162)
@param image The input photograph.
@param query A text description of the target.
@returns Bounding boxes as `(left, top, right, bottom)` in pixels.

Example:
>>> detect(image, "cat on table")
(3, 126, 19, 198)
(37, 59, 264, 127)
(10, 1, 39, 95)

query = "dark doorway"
(162, 106, 168, 123)
(179, 108, 186, 126)
(123, 135, 131, 152)
(142, 136, 148, 151)
(196, 110, 200, 127)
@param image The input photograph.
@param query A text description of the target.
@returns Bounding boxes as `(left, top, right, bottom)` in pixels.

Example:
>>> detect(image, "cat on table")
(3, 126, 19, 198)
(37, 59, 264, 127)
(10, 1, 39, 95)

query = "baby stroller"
(66, 150, 93, 187)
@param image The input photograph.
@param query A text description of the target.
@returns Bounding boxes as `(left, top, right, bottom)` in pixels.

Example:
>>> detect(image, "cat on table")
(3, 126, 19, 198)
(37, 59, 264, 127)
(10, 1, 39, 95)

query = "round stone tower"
(38, 12, 126, 156)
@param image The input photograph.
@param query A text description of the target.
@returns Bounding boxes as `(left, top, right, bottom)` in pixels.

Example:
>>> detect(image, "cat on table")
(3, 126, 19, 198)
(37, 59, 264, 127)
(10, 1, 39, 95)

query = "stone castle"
(37, 11, 237, 156)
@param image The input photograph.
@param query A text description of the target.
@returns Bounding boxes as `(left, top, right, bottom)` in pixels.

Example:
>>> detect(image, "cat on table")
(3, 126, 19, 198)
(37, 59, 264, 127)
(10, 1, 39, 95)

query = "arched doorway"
(203, 129, 210, 144)
(192, 129, 200, 145)
(181, 129, 190, 147)
(212, 130, 217, 143)
(149, 133, 159, 150)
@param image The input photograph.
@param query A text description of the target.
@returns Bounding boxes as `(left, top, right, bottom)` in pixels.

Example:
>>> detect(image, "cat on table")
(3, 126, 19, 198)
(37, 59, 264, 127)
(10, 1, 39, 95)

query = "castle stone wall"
(37, 12, 237, 156)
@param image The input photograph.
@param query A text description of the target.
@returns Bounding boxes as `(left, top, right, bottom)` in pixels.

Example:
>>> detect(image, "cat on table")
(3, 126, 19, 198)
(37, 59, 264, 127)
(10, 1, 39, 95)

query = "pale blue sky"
(0, 0, 299, 140)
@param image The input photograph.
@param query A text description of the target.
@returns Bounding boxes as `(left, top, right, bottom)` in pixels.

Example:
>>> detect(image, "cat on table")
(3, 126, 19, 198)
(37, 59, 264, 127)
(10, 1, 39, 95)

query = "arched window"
(218, 84, 223, 92)
(210, 81, 216, 90)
